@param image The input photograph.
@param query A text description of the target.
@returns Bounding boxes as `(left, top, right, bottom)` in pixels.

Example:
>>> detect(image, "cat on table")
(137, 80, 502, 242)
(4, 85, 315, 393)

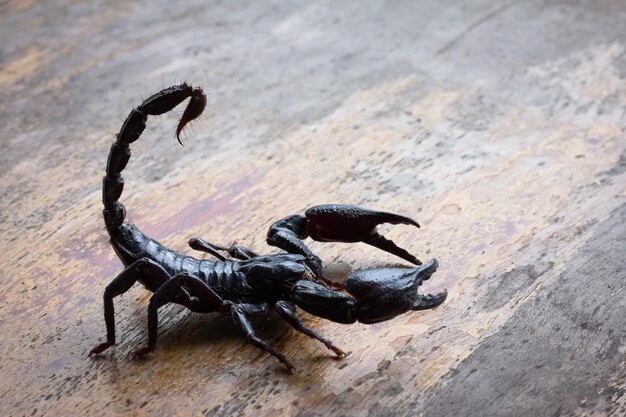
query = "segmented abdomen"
(198, 259, 251, 297)
(110, 224, 251, 298)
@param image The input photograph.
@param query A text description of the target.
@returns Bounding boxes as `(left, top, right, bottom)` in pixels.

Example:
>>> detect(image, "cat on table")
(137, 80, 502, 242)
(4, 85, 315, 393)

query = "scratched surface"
(1, 0, 626, 416)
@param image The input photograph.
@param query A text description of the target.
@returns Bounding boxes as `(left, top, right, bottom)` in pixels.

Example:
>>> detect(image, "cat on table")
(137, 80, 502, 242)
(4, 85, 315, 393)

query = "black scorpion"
(89, 84, 447, 370)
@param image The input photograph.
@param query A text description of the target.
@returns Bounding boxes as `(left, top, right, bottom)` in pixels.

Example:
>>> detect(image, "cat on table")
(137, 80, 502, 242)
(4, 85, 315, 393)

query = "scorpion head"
(240, 254, 316, 296)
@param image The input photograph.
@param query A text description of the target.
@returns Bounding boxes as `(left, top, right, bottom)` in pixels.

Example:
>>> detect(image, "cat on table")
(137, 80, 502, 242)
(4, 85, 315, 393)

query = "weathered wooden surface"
(1, 0, 625, 416)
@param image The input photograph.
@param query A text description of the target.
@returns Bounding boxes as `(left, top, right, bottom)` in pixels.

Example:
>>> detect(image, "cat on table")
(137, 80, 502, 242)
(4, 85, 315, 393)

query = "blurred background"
(1, 1, 625, 416)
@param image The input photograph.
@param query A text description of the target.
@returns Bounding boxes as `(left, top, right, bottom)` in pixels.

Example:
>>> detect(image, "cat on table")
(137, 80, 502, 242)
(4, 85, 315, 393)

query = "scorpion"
(89, 84, 447, 370)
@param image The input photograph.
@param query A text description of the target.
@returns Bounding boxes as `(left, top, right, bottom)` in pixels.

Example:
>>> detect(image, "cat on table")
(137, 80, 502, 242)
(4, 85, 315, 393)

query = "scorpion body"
(91, 84, 447, 370)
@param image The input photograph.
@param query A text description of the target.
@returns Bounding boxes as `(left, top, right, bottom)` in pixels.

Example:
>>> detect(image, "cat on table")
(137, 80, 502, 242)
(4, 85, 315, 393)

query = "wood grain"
(1, 1, 625, 416)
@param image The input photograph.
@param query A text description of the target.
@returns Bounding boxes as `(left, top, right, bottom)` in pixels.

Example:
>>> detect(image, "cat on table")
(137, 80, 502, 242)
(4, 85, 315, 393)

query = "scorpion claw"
(413, 289, 448, 311)
(304, 205, 420, 237)
(293, 259, 445, 325)
(268, 205, 423, 268)
(343, 259, 442, 323)
(304, 205, 420, 249)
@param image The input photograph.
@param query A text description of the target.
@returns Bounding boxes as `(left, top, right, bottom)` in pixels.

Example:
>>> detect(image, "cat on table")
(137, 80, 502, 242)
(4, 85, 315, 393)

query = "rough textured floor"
(1, 0, 625, 416)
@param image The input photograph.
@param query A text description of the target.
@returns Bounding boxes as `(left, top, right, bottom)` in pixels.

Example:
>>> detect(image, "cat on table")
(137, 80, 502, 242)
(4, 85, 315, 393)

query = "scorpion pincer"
(89, 84, 447, 371)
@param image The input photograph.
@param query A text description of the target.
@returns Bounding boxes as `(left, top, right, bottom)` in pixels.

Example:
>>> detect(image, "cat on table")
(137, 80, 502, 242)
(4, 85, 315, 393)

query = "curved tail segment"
(103, 84, 206, 238)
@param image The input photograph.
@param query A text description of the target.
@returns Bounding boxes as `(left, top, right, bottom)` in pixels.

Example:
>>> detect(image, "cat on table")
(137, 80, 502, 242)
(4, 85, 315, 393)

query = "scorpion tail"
(103, 84, 207, 238)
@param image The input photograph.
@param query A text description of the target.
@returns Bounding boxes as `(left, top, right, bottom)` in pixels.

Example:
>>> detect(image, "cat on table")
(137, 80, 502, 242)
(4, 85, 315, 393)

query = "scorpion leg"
(231, 303, 296, 371)
(134, 273, 233, 358)
(274, 301, 345, 357)
(188, 238, 226, 261)
(188, 237, 259, 260)
(89, 258, 170, 356)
